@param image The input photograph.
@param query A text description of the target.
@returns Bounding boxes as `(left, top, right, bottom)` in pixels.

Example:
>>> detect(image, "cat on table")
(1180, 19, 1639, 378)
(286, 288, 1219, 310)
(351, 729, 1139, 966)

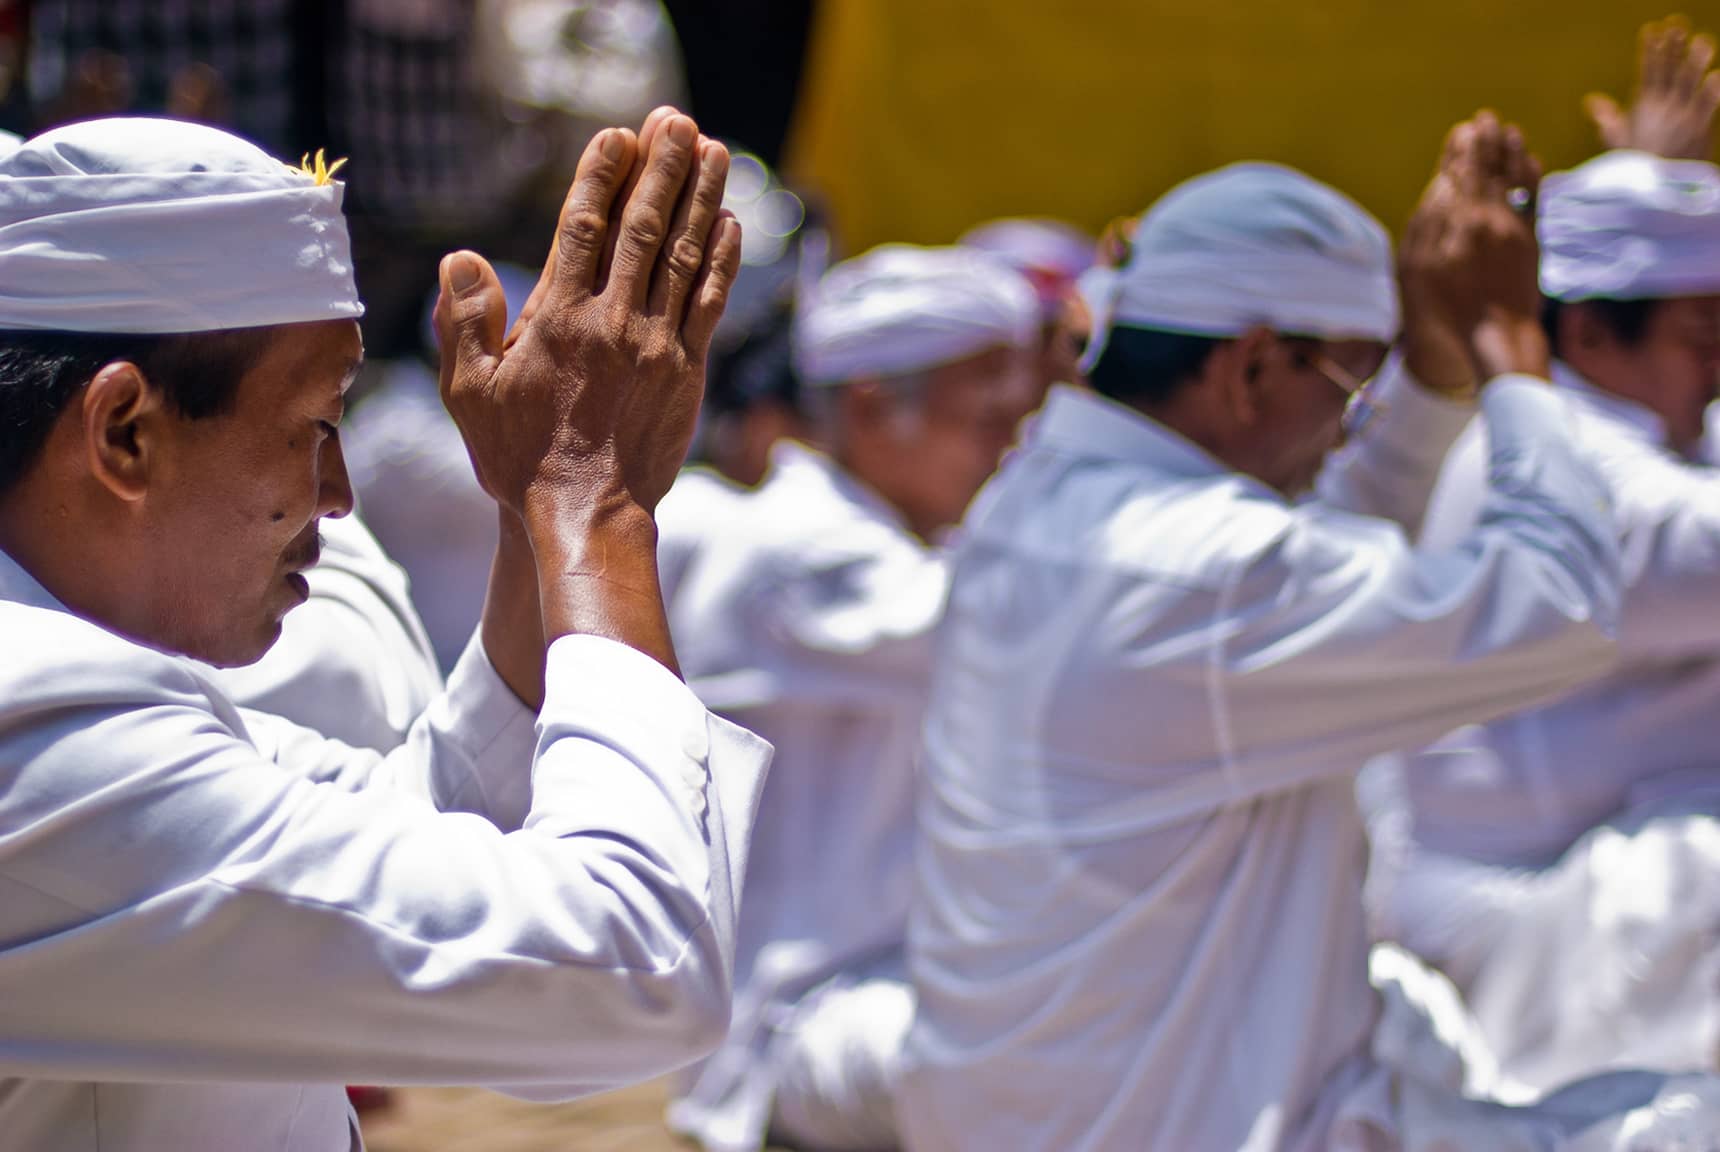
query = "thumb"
(1584, 92, 1627, 148)
(436, 251, 507, 407)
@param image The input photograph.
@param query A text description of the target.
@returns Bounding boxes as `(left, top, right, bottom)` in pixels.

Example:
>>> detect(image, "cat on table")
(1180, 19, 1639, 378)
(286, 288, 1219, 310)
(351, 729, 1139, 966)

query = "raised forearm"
(480, 508, 549, 708)
(523, 488, 679, 679)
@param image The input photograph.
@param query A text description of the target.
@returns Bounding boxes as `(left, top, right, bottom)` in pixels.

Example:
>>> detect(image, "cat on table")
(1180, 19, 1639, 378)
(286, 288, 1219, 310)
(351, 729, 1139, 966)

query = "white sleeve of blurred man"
(1374, 149, 1720, 1095)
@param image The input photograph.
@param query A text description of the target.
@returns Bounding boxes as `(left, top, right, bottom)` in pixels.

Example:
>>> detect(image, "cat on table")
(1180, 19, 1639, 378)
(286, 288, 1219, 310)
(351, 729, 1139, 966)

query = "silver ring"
(1506, 186, 1533, 214)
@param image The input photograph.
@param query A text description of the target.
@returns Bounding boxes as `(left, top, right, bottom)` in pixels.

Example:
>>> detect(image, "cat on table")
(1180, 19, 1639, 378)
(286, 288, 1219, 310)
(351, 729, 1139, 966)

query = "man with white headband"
(1374, 18, 1720, 1093)
(960, 216, 1095, 393)
(666, 244, 1038, 1152)
(0, 109, 772, 1150)
(900, 112, 1720, 1150)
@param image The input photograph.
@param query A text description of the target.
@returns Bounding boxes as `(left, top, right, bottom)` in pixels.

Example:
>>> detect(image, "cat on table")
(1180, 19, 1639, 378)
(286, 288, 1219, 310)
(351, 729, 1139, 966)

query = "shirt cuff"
(1365, 352, 1479, 472)
(532, 635, 713, 831)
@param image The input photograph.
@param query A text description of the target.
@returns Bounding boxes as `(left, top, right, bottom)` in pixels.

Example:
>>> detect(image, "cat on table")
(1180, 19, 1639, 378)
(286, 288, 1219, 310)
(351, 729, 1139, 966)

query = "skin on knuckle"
(622, 204, 668, 252)
(667, 235, 705, 281)
(561, 207, 607, 249)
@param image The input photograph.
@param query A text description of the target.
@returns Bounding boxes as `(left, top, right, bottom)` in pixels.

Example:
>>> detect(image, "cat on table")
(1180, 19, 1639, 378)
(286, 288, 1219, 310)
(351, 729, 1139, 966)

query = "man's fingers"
(546, 127, 635, 302)
(435, 251, 508, 407)
(1702, 71, 1720, 124)
(607, 113, 699, 308)
(1686, 32, 1717, 96)
(596, 105, 682, 294)
(682, 213, 743, 359)
(1472, 110, 1506, 198)
(1443, 118, 1482, 199)
(1438, 119, 1472, 181)
(651, 137, 732, 321)
(1502, 123, 1536, 193)
(1646, 18, 1680, 93)
(1584, 92, 1628, 147)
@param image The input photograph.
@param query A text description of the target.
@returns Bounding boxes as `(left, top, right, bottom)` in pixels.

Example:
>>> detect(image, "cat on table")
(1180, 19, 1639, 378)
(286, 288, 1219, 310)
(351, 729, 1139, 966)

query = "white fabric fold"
(1540, 149, 1720, 302)
(0, 117, 362, 333)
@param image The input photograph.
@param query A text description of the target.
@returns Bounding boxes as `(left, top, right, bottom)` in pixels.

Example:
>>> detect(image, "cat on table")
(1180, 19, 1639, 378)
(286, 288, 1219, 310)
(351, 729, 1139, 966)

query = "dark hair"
(1088, 324, 1226, 408)
(1541, 296, 1660, 358)
(708, 300, 800, 418)
(0, 328, 270, 492)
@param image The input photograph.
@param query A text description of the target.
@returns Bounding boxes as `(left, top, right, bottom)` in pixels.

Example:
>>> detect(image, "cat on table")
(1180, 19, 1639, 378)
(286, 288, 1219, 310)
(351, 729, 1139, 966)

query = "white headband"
(794, 244, 1038, 385)
(1083, 162, 1398, 371)
(1540, 150, 1720, 302)
(0, 117, 362, 334)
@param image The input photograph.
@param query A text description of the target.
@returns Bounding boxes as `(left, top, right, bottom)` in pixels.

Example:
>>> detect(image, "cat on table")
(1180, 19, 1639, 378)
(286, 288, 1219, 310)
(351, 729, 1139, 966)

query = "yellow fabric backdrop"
(786, 0, 1720, 252)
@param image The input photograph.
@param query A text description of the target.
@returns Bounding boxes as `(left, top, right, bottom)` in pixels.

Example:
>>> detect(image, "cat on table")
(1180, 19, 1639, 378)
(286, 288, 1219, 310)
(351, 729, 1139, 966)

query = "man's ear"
(81, 361, 164, 502)
(1216, 326, 1277, 428)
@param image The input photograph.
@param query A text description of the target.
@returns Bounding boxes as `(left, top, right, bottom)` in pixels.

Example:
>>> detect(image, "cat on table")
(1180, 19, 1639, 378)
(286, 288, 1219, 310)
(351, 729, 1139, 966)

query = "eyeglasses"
(1294, 349, 1383, 438)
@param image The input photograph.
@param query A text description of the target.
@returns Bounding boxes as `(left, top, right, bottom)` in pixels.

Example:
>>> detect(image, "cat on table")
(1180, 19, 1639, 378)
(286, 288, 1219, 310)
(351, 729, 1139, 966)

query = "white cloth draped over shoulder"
(901, 363, 1720, 1150)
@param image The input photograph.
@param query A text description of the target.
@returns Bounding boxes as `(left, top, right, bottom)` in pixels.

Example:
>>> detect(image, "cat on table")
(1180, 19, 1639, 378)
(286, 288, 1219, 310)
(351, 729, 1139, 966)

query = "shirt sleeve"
(1213, 376, 1621, 795)
(1314, 351, 1478, 537)
(0, 634, 772, 1098)
(1583, 438, 1720, 663)
(1415, 391, 1720, 666)
(241, 630, 542, 831)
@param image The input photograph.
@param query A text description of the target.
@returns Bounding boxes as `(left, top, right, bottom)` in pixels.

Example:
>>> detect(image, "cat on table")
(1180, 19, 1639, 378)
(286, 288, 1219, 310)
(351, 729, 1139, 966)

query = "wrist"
(1399, 332, 1480, 401)
(1473, 313, 1551, 384)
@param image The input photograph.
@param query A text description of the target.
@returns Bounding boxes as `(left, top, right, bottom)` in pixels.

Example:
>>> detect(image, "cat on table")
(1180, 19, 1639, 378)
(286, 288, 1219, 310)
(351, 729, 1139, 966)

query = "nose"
(318, 434, 355, 520)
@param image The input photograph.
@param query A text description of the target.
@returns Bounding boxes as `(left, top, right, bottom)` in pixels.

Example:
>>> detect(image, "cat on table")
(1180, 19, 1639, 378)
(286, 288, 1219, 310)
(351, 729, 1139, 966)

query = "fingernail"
(668, 116, 696, 147)
(600, 130, 624, 162)
(445, 253, 479, 294)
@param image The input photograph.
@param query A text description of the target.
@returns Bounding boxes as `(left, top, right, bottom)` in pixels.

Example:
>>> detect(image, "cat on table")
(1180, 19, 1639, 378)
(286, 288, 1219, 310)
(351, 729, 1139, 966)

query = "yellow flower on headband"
(288, 148, 348, 186)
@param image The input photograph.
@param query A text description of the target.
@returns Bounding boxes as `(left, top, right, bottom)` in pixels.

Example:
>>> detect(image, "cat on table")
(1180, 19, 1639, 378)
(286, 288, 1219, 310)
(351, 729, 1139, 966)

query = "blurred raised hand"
(1586, 15, 1720, 160)
(1399, 111, 1548, 395)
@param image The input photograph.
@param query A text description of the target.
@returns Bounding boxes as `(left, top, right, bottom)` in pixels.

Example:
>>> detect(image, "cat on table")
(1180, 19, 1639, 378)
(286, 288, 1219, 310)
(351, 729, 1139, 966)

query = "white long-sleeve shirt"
(1403, 362, 1720, 868)
(899, 366, 1620, 1152)
(662, 443, 946, 1150)
(0, 544, 770, 1151)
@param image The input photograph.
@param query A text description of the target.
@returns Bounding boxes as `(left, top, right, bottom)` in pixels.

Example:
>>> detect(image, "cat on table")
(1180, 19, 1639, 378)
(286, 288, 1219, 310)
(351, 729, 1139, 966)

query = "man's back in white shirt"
(901, 377, 1642, 1150)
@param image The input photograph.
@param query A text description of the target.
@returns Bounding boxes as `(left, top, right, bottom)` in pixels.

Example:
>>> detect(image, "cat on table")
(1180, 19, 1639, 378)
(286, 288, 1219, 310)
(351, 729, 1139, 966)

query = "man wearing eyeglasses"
(899, 112, 1720, 1150)
(1373, 17, 1720, 1096)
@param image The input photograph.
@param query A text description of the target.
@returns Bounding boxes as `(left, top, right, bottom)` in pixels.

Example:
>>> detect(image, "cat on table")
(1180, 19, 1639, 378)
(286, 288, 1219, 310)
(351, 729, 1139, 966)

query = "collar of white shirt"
(1552, 359, 1668, 446)
(0, 546, 65, 613)
(1031, 383, 1243, 483)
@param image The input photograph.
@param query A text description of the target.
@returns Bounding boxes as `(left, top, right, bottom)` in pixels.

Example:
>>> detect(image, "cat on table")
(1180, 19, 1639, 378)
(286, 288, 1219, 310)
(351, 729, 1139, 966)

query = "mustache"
(283, 529, 323, 572)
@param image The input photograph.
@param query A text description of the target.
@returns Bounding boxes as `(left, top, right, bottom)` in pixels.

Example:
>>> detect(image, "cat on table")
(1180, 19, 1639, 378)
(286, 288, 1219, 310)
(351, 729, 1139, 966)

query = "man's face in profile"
(145, 318, 363, 666)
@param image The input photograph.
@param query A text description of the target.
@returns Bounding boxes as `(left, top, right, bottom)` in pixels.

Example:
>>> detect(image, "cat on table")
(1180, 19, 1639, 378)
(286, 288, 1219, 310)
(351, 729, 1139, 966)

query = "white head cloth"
(959, 217, 1095, 317)
(0, 117, 362, 333)
(1539, 149, 1720, 302)
(1082, 162, 1398, 371)
(794, 243, 1038, 385)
